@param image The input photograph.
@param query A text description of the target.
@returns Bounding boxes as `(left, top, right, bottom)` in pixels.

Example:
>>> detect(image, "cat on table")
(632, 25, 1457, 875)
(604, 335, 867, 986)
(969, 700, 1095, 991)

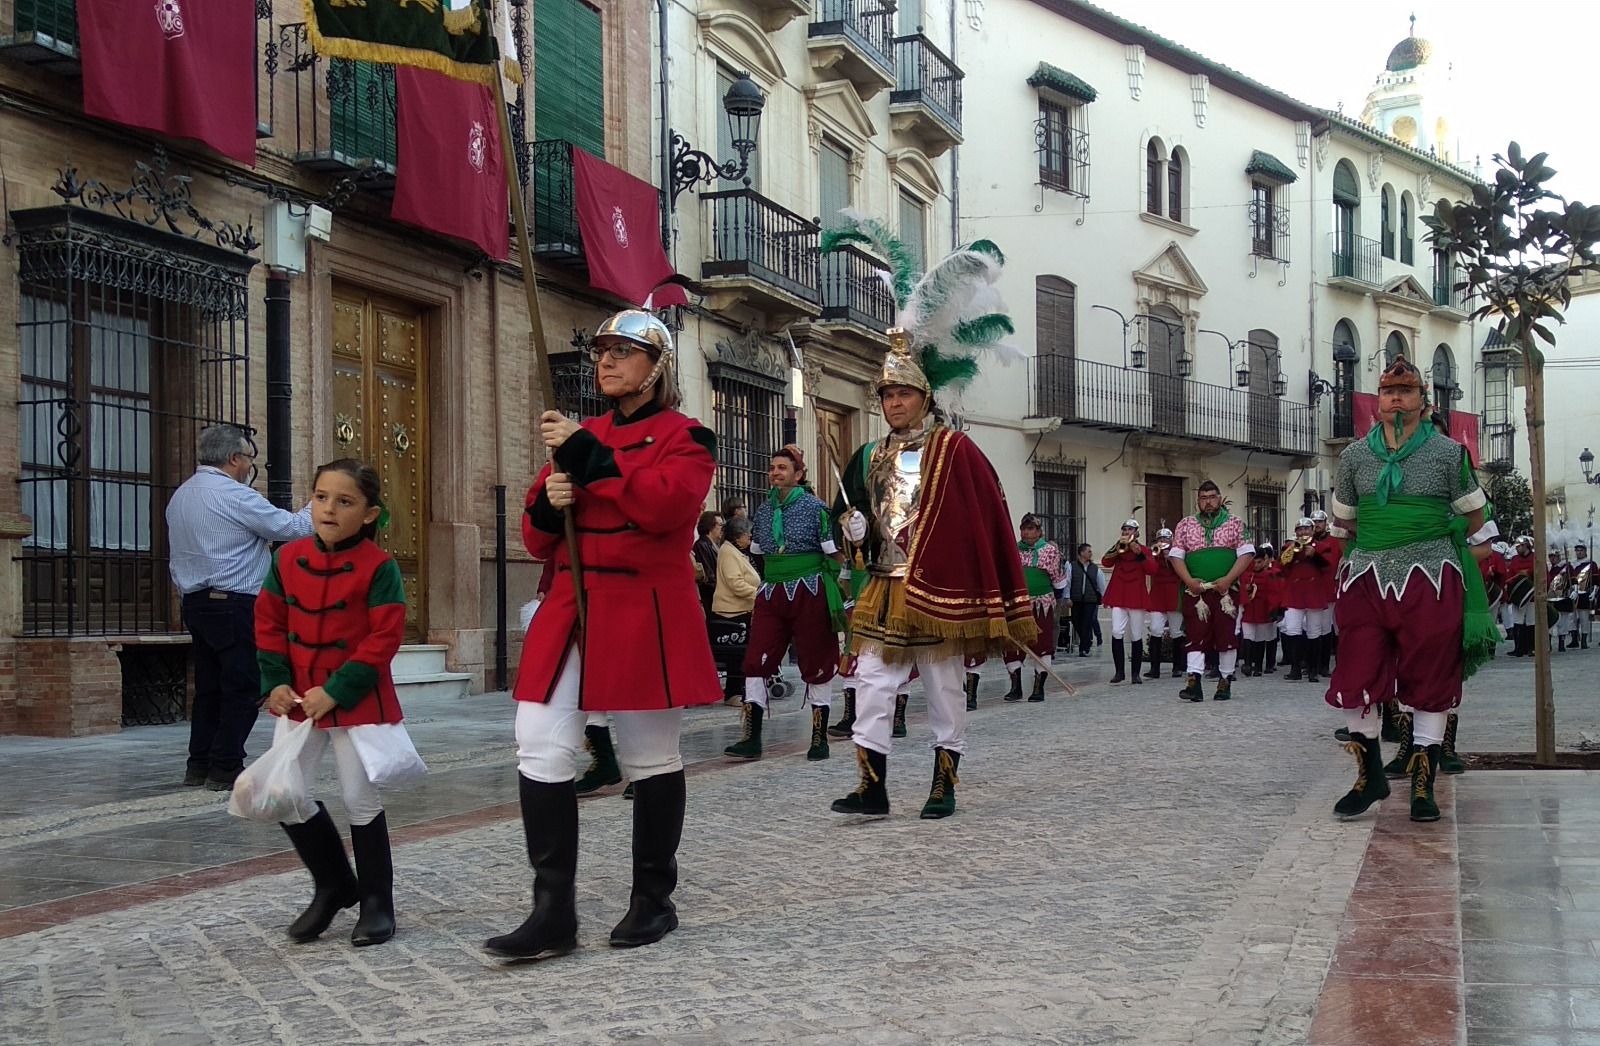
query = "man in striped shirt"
(166, 425, 312, 790)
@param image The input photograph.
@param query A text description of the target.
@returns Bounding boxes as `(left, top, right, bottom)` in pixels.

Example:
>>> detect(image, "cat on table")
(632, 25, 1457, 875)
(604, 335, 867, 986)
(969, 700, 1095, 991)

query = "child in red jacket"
(257, 459, 407, 948)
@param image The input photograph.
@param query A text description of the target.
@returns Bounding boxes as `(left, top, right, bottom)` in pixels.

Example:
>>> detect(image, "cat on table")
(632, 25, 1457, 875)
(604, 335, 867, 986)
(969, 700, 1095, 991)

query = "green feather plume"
(919, 346, 979, 393)
(820, 227, 872, 255)
(967, 239, 1006, 264)
(952, 313, 1015, 346)
(822, 210, 918, 309)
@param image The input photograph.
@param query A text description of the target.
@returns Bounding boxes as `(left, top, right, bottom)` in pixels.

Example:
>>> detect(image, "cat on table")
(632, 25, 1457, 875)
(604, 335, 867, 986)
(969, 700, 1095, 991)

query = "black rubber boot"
(1171, 639, 1184, 678)
(1003, 669, 1024, 702)
(1130, 640, 1144, 685)
(1178, 672, 1203, 702)
(574, 723, 622, 795)
(1284, 635, 1304, 680)
(281, 802, 360, 943)
(964, 672, 979, 711)
(349, 812, 396, 947)
(1109, 638, 1127, 685)
(828, 688, 857, 737)
(919, 748, 961, 819)
(610, 770, 686, 947)
(1408, 745, 1442, 822)
(1559, 632, 1567, 653)
(1305, 637, 1320, 684)
(1147, 636, 1163, 679)
(807, 705, 830, 761)
(724, 702, 764, 759)
(485, 777, 580, 959)
(831, 746, 889, 815)
(892, 693, 909, 738)
(1236, 639, 1252, 677)
(1028, 671, 1046, 702)
(1384, 711, 1414, 778)
(1264, 636, 1278, 674)
(1439, 712, 1465, 775)
(1333, 733, 1391, 818)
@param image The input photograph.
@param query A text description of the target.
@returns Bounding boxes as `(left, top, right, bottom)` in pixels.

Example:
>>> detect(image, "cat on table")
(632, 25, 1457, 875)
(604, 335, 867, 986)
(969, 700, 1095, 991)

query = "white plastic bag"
(519, 597, 541, 633)
(228, 718, 316, 823)
(348, 723, 428, 788)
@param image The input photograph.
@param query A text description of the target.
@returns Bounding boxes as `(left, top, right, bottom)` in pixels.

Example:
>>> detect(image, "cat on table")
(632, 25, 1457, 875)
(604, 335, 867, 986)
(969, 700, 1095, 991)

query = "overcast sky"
(1092, 0, 1600, 205)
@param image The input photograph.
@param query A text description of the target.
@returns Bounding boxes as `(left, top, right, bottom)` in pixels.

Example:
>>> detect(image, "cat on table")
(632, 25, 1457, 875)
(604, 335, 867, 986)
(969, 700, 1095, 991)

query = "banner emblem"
(611, 206, 630, 248)
(155, 0, 184, 39)
(466, 120, 487, 174)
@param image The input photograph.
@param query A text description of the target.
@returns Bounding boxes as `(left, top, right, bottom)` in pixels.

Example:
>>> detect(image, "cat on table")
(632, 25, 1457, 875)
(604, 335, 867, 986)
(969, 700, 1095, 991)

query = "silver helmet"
(593, 309, 675, 399)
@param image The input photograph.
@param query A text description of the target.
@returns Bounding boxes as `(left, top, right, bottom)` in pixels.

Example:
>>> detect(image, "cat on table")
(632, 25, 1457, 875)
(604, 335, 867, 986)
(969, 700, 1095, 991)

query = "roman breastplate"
(868, 437, 926, 577)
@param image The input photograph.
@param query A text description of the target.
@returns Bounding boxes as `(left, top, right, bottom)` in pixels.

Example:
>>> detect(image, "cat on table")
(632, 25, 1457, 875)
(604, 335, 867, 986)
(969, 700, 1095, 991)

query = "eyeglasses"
(587, 342, 644, 363)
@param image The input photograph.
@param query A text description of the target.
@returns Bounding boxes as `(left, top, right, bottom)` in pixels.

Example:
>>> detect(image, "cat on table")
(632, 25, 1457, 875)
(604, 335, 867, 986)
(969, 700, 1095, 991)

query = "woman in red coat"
(487, 310, 720, 962)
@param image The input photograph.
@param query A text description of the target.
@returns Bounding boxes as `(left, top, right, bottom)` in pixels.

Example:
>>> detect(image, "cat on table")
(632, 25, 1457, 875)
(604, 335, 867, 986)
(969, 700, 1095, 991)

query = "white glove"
(842, 511, 868, 543)
(1220, 594, 1236, 618)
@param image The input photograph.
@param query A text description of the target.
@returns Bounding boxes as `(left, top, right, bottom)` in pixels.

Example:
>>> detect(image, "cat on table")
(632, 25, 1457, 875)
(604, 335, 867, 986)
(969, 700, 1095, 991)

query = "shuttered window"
(819, 139, 851, 230)
(898, 190, 927, 271)
(1035, 276, 1075, 357)
(535, 0, 605, 158)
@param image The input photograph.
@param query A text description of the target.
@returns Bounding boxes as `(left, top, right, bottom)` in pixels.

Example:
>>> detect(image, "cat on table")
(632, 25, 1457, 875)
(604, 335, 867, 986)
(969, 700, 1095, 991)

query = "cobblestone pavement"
(0, 638, 1595, 1045)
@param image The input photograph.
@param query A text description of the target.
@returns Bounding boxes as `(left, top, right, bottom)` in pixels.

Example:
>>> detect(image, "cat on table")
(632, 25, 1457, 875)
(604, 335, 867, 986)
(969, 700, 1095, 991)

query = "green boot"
(827, 688, 856, 738)
(964, 672, 979, 712)
(1408, 745, 1441, 822)
(806, 706, 830, 762)
(574, 724, 622, 795)
(1178, 672, 1203, 703)
(1383, 711, 1414, 778)
(1027, 671, 1046, 702)
(1380, 702, 1401, 744)
(1438, 712, 1466, 775)
(1212, 675, 1231, 701)
(831, 746, 889, 816)
(1333, 734, 1390, 818)
(892, 693, 908, 738)
(723, 702, 764, 760)
(918, 748, 961, 820)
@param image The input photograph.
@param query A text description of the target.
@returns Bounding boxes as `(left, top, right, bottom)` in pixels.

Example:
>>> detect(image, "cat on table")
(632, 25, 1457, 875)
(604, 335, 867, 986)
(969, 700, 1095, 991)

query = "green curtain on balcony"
(535, 0, 604, 158)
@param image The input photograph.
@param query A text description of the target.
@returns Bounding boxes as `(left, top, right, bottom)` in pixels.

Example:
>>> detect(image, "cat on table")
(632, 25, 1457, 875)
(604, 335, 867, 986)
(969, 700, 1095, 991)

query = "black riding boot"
(828, 688, 857, 737)
(1305, 637, 1321, 684)
(281, 801, 359, 943)
(1130, 640, 1145, 684)
(1284, 635, 1304, 680)
(1171, 638, 1184, 678)
(1003, 668, 1024, 702)
(610, 770, 686, 947)
(350, 811, 396, 947)
(1147, 636, 1164, 679)
(1028, 671, 1046, 702)
(1264, 635, 1278, 674)
(485, 777, 579, 959)
(1110, 638, 1127, 684)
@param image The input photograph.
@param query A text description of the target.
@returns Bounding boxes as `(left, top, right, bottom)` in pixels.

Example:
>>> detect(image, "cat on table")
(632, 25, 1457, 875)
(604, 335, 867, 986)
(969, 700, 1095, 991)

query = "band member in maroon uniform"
(1279, 518, 1332, 683)
(487, 310, 721, 960)
(1101, 519, 1152, 685)
(1505, 535, 1537, 656)
(1239, 542, 1284, 676)
(1309, 509, 1343, 676)
(1145, 528, 1184, 679)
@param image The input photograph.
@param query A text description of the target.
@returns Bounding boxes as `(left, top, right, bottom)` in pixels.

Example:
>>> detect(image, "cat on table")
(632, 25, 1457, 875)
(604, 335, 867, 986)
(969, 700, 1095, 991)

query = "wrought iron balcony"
(1433, 272, 1468, 313)
(0, 0, 78, 71)
(525, 139, 582, 262)
(819, 242, 894, 335)
(702, 188, 821, 314)
(807, 0, 896, 99)
(1031, 354, 1316, 459)
(1483, 424, 1515, 467)
(1329, 232, 1382, 288)
(889, 34, 962, 154)
(272, 24, 396, 187)
(1249, 199, 1290, 263)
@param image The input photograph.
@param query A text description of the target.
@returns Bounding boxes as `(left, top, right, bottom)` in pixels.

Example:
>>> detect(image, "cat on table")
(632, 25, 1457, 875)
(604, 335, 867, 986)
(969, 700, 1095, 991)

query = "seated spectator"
(692, 510, 723, 612)
(709, 517, 759, 705)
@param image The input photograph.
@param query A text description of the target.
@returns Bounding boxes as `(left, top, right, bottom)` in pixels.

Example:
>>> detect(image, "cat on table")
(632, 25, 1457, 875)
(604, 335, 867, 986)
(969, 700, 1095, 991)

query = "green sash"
(763, 552, 845, 631)
(1354, 493, 1498, 679)
(1186, 547, 1237, 584)
(1019, 539, 1053, 597)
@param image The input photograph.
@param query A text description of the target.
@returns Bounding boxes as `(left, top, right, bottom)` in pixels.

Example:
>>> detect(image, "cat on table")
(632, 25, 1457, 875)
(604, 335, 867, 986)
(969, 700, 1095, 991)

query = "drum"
(1577, 563, 1597, 610)
(1547, 600, 1561, 628)
(1483, 575, 1504, 607)
(1506, 574, 1536, 608)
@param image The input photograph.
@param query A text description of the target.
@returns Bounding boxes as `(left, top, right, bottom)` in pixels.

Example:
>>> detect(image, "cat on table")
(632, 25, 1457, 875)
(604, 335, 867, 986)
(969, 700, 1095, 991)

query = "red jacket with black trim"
(515, 402, 721, 712)
(256, 535, 407, 728)
(1100, 543, 1152, 609)
(1241, 563, 1285, 625)
(1280, 537, 1336, 611)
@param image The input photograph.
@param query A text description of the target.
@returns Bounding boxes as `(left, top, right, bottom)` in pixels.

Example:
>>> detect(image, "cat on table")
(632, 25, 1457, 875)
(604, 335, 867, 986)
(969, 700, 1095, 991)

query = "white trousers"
(516, 648, 683, 784)
(1281, 607, 1331, 639)
(1110, 607, 1147, 640)
(275, 716, 383, 827)
(1345, 704, 1447, 746)
(744, 676, 832, 710)
(1147, 611, 1183, 638)
(1518, 603, 1535, 627)
(1582, 611, 1595, 640)
(851, 648, 965, 757)
(1559, 611, 1576, 634)
(1499, 603, 1517, 633)
(1187, 649, 1238, 677)
(1241, 621, 1278, 641)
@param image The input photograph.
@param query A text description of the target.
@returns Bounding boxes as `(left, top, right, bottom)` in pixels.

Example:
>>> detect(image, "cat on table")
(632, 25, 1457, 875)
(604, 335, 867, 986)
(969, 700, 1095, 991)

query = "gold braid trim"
(851, 576, 1037, 664)
(302, 0, 524, 86)
(856, 744, 879, 785)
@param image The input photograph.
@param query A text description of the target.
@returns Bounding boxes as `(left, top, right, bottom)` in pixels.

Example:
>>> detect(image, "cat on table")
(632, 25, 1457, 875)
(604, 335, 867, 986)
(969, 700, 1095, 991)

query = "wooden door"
(331, 285, 428, 641)
(1145, 474, 1185, 535)
(814, 403, 853, 508)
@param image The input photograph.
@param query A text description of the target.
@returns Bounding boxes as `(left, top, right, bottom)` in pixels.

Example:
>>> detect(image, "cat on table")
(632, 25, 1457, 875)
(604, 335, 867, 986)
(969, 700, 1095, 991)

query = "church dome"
(1385, 21, 1433, 71)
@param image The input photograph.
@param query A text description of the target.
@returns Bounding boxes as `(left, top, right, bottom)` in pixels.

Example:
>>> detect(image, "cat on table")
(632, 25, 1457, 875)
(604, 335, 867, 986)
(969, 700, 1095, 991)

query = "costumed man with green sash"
(1000, 513, 1068, 702)
(1169, 481, 1255, 702)
(724, 445, 843, 763)
(1326, 354, 1498, 823)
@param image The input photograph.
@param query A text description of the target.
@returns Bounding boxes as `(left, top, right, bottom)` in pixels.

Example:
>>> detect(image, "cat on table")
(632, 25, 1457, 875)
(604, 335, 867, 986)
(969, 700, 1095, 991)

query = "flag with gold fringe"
(304, 0, 522, 87)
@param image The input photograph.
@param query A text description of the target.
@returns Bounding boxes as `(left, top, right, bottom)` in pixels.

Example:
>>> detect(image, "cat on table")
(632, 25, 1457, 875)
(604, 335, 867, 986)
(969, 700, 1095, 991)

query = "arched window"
(1167, 148, 1184, 223)
(1384, 330, 1408, 364)
(1035, 276, 1076, 417)
(1431, 344, 1455, 400)
(1332, 319, 1359, 438)
(1146, 139, 1163, 215)
(1400, 192, 1414, 265)
(1380, 185, 1396, 259)
(1247, 329, 1281, 448)
(1332, 162, 1360, 274)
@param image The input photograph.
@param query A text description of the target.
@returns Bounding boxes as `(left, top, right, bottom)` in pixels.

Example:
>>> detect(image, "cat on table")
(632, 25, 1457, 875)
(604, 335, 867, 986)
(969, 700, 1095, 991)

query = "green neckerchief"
(1018, 537, 1044, 556)
(768, 485, 804, 552)
(1198, 507, 1231, 544)
(762, 552, 846, 631)
(1354, 493, 1499, 680)
(1365, 419, 1433, 506)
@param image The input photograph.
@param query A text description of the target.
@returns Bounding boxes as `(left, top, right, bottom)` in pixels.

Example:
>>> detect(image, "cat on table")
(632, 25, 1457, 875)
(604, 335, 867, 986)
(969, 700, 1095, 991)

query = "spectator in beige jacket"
(709, 517, 760, 704)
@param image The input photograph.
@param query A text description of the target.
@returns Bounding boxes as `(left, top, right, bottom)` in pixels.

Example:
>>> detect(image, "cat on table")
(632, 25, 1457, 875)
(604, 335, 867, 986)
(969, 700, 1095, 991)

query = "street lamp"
(1091, 304, 1147, 370)
(1581, 447, 1600, 484)
(668, 72, 766, 209)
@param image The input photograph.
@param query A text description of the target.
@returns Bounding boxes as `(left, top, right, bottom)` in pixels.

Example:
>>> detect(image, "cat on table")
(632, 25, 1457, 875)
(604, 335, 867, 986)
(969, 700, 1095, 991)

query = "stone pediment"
(806, 80, 877, 145)
(1133, 241, 1208, 297)
(1378, 274, 1435, 313)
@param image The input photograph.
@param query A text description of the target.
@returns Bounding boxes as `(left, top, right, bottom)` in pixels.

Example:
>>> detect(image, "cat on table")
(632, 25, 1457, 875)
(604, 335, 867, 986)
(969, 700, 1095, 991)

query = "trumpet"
(1114, 535, 1133, 552)
(1152, 540, 1171, 556)
(1297, 534, 1313, 547)
(1279, 544, 1298, 567)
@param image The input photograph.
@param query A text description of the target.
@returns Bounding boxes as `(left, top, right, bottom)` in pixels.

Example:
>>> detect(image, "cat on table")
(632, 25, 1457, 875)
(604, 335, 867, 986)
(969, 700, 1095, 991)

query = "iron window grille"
(14, 206, 255, 637)
(1332, 356, 1356, 439)
(1032, 464, 1085, 559)
(710, 365, 783, 514)
(1249, 182, 1289, 262)
(1245, 486, 1285, 552)
(1037, 99, 1089, 199)
(549, 351, 609, 420)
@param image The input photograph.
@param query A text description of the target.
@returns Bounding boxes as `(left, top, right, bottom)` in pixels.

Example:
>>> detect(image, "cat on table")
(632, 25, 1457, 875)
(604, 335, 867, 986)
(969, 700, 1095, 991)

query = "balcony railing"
(272, 24, 396, 183)
(1332, 388, 1355, 439)
(820, 243, 894, 332)
(1484, 424, 1515, 467)
(809, 0, 894, 76)
(1249, 199, 1290, 263)
(892, 34, 962, 136)
(1, 0, 78, 66)
(703, 189, 821, 305)
(1330, 233, 1382, 286)
(526, 139, 582, 261)
(1031, 355, 1316, 458)
(1433, 275, 1467, 311)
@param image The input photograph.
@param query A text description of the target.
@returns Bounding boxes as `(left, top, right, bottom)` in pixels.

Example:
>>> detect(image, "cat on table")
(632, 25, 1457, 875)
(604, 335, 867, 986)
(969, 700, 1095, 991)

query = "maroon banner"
(392, 67, 509, 260)
(572, 148, 686, 307)
(78, 0, 256, 165)
(1353, 392, 1480, 461)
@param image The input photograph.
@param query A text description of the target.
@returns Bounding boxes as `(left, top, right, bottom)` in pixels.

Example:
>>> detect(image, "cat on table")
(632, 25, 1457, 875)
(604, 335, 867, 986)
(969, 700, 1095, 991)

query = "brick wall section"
(10, 639, 123, 736)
